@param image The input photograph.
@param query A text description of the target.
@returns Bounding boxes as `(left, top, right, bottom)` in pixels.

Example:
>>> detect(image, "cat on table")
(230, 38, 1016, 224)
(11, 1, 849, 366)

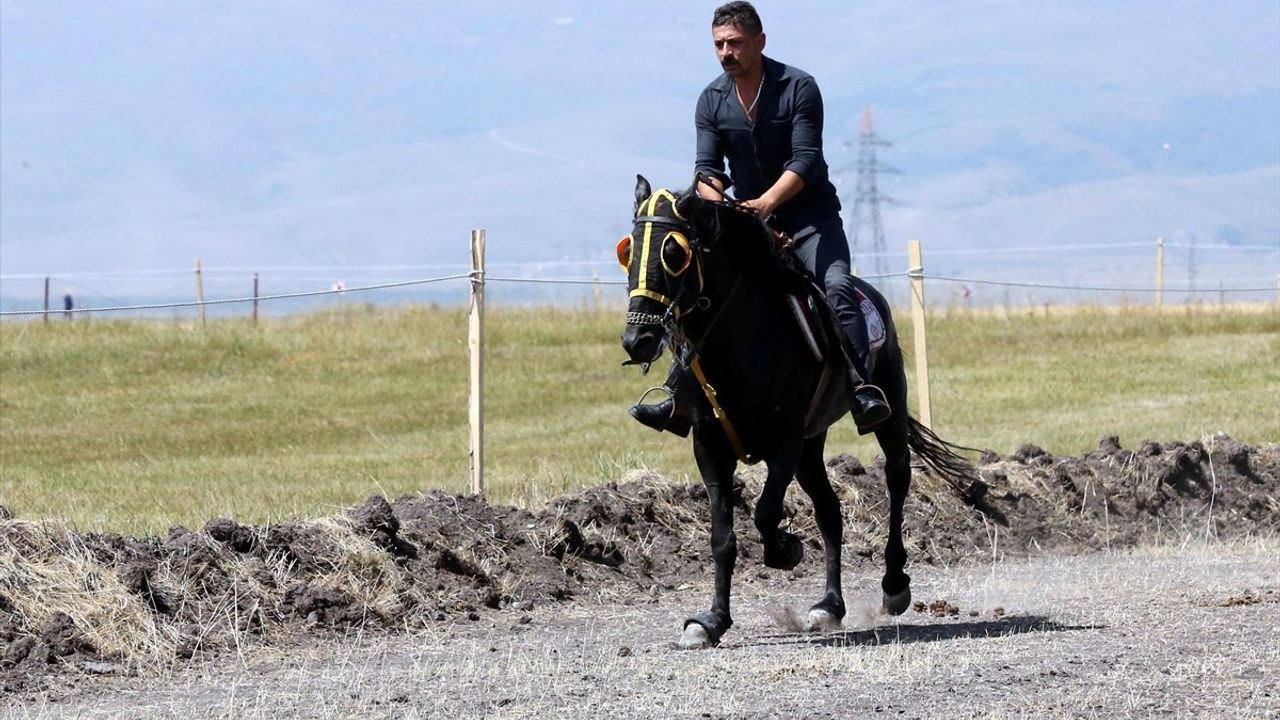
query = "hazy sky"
(2, 1, 1277, 301)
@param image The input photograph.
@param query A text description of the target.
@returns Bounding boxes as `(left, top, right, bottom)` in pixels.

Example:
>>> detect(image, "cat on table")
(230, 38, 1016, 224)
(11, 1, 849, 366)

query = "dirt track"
(2, 434, 1278, 716)
(6, 545, 1277, 718)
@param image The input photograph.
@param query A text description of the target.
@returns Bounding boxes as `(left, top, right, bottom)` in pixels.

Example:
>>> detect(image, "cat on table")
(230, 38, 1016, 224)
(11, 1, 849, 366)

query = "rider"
(630, 0, 892, 437)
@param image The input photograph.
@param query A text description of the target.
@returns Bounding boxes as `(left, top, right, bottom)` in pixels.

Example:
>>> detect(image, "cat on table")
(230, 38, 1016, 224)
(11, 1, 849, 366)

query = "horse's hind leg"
(795, 433, 845, 631)
(876, 413, 913, 615)
(753, 438, 804, 572)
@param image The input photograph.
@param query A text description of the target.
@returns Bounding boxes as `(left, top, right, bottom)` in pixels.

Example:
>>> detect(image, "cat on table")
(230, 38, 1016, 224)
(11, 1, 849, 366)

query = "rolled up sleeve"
(783, 77, 824, 185)
(694, 90, 732, 189)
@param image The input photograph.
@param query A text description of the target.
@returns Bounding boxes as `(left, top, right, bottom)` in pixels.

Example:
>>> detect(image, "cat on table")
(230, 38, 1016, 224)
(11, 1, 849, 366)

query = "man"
(631, 1, 891, 436)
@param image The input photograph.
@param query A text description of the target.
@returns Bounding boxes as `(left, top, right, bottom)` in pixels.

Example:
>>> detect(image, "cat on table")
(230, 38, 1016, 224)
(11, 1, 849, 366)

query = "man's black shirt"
(694, 56, 842, 234)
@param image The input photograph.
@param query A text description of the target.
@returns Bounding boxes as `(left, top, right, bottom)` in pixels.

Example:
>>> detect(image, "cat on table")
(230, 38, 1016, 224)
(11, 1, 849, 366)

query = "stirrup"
(853, 383, 891, 435)
(632, 385, 673, 410)
(854, 383, 888, 405)
(629, 388, 691, 438)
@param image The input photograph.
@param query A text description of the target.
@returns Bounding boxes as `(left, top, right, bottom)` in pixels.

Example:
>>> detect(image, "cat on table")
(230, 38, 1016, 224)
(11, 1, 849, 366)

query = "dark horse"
(619, 176, 975, 649)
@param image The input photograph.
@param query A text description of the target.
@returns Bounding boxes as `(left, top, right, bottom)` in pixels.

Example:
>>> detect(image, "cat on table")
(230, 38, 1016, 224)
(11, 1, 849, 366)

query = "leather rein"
(628, 201, 756, 464)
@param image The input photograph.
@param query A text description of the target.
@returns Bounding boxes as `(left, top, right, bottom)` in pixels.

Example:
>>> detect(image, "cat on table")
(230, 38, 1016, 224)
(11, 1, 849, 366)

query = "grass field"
(1, 303, 1277, 534)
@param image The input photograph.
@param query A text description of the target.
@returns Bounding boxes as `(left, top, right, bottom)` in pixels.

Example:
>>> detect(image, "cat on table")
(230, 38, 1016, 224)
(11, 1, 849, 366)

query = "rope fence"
(2, 236, 1276, 318)
(2, 229, 1277, 496)
(926, 275, 1276, 294)
(3, 239, 1273, 281)
(0, 273, 473, 317)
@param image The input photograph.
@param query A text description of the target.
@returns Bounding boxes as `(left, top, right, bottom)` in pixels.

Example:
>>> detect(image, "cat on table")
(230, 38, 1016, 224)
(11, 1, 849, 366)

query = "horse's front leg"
(754, 437, 804, 572)
(679, 432, 739, 649)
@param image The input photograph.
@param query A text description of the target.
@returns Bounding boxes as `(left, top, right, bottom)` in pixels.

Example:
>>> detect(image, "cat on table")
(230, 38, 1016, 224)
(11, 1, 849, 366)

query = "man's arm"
(694, 89, 731, 201)
(740, 169, 804, 218)
(697, 174, 726, 201)
(742, 76, 824, 218)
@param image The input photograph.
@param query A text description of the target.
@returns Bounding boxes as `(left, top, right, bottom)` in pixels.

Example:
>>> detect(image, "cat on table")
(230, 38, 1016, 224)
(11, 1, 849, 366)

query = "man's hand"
(696, 175, 726, 202)
(740, 195, 777, 219)
(743, 169, 805, 221)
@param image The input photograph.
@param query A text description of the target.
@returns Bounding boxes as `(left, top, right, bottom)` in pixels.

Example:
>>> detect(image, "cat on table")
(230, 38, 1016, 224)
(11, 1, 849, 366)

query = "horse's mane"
(704, 201, 813, 294)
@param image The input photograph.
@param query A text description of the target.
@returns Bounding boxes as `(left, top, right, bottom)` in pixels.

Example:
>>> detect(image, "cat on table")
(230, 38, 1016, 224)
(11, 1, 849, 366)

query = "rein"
(672, 274, 757, 465)
(626, 192, 770, 465)
(665, 201, 759, 464)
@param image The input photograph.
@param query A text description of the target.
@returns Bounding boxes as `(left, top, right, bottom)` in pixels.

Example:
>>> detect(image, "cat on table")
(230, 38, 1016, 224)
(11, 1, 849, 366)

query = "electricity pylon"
(845, 105, 897, 281)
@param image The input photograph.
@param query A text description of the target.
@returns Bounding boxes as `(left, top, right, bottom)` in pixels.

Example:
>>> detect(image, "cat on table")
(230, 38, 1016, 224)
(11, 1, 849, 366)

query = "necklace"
(736, 74, 764, 122)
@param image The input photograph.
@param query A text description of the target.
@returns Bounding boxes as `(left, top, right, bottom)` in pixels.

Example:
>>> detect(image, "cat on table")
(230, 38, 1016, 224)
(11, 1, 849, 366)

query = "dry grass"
(7, 540, 1276, 719)
(2, 303, 1276, 534)
(0, 521, 182, 671)
(0, 512, 443, 671)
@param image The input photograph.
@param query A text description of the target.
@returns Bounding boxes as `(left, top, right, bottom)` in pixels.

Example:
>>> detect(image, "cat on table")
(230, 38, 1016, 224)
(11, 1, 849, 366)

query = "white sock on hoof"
(677, 623, 712, 650)
(804, 608, 841, 633)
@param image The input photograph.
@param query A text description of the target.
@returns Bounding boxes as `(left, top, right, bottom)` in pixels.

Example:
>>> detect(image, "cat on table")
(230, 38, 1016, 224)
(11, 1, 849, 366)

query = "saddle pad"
(787, 289, 886, 358)
(855, 288, 887, 351)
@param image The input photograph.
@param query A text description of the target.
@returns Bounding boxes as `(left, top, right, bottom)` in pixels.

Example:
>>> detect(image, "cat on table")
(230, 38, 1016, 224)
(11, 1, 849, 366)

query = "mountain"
(2, 0, 1277, 308)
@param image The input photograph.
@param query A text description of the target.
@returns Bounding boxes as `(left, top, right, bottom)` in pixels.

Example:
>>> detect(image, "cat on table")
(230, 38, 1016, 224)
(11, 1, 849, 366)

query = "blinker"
(660, 232, 692, 276)
(616, 234, 633, 273)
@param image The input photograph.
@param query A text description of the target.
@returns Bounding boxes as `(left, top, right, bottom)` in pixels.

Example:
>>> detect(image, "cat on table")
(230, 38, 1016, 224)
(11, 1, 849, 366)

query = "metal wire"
(487, 276, 627, 286)
(927, 275, 1275, 294)
(4, 241, 1275, 281)
(3, 267, 1272, 317)
(0, 273, 471, 317)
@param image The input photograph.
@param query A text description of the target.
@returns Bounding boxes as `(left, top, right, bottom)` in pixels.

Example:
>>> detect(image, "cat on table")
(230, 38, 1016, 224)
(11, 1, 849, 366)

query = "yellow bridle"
(617, 189, 704, 317)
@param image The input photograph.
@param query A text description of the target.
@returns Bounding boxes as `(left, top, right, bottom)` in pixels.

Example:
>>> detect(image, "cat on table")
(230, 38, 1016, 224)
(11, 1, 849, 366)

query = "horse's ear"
(634, 175, 651, 213)
(676, 186, 699, 219)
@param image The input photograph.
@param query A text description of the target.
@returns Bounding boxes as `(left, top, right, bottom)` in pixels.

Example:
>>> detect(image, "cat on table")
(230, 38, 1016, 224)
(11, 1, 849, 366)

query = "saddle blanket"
(786, 288, 886, 364)
(857, 288, 887, 352)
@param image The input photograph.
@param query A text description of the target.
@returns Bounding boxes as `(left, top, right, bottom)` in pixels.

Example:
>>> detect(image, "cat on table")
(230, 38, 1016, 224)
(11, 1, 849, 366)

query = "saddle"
(783, 279, 887, 438)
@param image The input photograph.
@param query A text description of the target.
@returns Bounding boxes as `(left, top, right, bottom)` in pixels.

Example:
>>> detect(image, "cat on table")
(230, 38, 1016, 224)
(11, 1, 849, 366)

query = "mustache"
(721, 59, 738, 68)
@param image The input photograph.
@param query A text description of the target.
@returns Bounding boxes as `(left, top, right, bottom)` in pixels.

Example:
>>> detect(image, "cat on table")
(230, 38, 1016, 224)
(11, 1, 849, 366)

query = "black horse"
(619, 176, 975, 649)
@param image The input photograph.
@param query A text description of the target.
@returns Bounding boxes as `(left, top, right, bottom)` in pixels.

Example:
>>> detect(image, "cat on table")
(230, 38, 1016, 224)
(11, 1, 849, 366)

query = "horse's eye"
(616, 235, 633, 273)
(661, 232, 692, 276)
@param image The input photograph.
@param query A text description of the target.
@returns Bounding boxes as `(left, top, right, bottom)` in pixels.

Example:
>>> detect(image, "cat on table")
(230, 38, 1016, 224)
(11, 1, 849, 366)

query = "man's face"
(712, 23, 765, 78)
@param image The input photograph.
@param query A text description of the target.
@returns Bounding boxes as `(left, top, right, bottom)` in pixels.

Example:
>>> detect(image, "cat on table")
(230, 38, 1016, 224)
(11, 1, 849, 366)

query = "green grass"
(2, 303, 1276, 534)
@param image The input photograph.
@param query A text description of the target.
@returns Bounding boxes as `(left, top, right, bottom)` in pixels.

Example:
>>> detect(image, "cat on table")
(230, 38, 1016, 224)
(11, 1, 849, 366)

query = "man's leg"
(630, 361, 692, 437)
(790, 218, 891, 432)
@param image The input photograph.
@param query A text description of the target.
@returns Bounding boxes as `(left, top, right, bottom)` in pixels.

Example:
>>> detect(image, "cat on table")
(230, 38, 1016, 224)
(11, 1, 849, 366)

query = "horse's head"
(618, 175, 707, 370)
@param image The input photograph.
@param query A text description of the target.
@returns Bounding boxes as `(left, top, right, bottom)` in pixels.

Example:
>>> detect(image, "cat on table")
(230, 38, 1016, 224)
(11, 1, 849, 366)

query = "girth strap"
(688, 356, 758, 465)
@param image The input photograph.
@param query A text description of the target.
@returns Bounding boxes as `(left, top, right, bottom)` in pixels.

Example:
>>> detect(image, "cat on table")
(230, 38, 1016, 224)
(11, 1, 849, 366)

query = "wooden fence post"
(908, 240, 933, 429)
(252, 273, 260, 327)
(43, 277, 50, 324)
(194, 258, 206, 327)
(1155, 237, 1164, 309)
(468, 229, 487, 497)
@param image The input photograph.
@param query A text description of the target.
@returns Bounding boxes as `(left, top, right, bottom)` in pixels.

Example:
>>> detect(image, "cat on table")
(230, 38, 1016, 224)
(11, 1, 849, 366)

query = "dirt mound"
(2, 433, 1276, 687)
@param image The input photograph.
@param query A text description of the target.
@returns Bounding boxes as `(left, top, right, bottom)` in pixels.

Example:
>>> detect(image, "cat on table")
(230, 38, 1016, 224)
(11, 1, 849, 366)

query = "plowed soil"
(2, 434, 1277, 699)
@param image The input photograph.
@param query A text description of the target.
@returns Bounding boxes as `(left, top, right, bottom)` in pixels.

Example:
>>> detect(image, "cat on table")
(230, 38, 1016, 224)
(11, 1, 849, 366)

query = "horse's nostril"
(622, 326, 663, 364)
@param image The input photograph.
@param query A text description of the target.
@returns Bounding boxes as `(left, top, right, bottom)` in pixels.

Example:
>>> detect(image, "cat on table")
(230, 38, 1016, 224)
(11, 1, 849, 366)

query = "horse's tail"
(905, 416, 980, 492)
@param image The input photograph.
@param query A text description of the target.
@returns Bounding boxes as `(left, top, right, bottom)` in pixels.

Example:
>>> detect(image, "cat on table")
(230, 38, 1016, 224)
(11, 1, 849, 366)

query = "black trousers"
(788, 214, 872, 382)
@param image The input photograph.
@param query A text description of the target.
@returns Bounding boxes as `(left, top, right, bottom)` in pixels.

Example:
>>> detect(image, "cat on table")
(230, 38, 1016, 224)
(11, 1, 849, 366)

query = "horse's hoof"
(881, 587, 912, 616)
(679, 612, 727, 649)
(763, 531, 804, 570)
(804, 608, 841, 633)
(678, 623, 713, 650)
